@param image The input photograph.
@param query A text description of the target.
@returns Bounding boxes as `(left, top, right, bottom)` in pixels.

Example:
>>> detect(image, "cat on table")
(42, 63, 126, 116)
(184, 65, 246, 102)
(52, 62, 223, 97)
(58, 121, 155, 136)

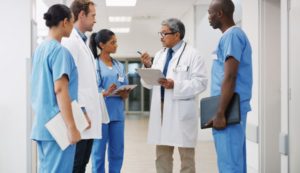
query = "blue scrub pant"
(91, 121, 124, 173)
(212, 114, 247, 173)
(37, 141, 76, 173)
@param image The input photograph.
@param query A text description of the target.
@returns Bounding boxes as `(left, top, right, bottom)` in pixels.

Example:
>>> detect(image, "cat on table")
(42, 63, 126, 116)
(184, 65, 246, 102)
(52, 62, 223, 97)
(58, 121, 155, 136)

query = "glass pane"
(143, 88, 150, 111)
(128, 61, 142, 111)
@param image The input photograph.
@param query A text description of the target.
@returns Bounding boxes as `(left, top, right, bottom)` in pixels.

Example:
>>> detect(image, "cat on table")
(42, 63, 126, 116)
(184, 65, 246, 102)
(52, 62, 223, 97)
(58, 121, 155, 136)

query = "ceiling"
(42, 0, 211, 57)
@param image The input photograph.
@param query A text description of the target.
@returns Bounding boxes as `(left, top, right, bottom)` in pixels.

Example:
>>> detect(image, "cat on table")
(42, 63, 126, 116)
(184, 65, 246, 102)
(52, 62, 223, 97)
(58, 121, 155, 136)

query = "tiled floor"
(87, 116, 218, 173)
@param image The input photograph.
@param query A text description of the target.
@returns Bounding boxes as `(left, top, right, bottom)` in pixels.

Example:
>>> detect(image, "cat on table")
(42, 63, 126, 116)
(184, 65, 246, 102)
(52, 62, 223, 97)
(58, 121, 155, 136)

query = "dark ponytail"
(89, 33, 98, 58)
(89, 29, 115, 59)
(44, 4, 72, 28)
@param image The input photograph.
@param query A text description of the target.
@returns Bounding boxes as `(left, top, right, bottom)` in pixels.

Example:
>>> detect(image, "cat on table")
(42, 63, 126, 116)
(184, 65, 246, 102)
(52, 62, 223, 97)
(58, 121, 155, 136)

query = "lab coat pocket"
(177, 99, 196, 121)
(174, 66, 189, 79)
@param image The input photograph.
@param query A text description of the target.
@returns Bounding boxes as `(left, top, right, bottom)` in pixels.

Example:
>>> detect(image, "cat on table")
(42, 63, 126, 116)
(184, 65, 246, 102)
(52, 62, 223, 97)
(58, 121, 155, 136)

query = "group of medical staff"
(30, 0, 252, 173)
(31, 1, 129, 173)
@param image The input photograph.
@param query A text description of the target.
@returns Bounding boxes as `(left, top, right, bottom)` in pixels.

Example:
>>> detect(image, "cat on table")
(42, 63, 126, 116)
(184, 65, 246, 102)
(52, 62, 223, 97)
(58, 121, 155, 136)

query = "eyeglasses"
(158, 32, 176, 38)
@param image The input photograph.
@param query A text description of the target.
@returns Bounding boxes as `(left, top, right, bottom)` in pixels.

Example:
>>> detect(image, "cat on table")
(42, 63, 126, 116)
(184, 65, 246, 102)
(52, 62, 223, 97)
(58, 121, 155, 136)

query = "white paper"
(45, 101, 89, 150)
(136, 68, 165, 85)
(109, 84, 138, 96)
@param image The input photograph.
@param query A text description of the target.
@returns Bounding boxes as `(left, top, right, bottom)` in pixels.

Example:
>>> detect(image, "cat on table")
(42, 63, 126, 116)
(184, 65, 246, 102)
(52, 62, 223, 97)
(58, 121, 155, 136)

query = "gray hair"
(161, 18, 185, 40)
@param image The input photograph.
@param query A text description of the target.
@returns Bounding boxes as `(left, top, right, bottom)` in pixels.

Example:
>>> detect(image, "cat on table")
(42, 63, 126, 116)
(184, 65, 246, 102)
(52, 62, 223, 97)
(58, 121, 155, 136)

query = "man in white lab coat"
(140, 18, 207, 173)
(62, 1, 102, 172)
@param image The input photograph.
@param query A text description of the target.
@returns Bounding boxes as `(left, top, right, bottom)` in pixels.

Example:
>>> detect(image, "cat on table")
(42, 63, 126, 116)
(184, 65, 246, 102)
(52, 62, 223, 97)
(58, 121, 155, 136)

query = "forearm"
(217, 76, 236, 116)
(55, 81, 77, 130)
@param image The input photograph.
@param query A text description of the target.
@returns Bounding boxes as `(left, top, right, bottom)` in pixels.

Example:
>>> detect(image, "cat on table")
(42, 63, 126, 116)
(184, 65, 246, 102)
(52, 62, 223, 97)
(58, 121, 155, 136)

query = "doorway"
(118, 58, 150, 116)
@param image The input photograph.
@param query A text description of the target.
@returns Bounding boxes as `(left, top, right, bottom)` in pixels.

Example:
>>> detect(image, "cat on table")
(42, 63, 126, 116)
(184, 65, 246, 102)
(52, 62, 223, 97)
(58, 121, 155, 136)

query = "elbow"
(54, 86, 63, 95)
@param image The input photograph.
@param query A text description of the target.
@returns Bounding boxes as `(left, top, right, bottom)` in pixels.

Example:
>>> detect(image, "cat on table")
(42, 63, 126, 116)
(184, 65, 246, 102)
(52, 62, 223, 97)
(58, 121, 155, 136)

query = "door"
(289, 0, 300, 172)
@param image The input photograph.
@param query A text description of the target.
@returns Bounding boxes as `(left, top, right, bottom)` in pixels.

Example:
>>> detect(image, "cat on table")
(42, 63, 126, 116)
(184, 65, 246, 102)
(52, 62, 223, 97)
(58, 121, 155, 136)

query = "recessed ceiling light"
(109, 16, 132, 22)
(105, 0, 137, 7)
(110, 27, 130, 33)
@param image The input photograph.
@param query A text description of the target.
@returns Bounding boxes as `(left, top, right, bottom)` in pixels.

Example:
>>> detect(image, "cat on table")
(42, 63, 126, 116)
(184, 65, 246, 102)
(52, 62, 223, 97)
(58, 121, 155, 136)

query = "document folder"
(200, 93, 240, 129)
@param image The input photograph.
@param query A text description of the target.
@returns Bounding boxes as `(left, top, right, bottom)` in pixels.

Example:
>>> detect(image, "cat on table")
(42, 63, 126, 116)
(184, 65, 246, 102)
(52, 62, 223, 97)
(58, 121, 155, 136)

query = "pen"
(137, 51, 142, 55)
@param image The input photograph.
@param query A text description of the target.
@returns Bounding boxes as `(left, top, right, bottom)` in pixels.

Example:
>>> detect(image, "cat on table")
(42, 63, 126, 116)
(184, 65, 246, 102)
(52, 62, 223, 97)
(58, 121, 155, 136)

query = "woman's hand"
(116, 89, 131, 100)
(103, 83, 117, 97)
(67, 125, 81, 144)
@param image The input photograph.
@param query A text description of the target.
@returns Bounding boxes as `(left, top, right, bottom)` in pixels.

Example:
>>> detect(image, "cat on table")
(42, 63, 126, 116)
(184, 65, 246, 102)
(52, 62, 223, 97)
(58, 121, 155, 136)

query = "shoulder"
(185, 44, 201, 58)
(51, 43, 74, 63)
(61, 30, 78, 46)
(222, 27, 248, 41)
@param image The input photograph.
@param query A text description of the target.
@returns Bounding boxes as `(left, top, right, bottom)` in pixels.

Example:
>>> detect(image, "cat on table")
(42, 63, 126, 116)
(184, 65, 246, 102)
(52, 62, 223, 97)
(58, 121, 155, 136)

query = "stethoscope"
(157, 42, 187, 71)
(96, 57, 124, 85)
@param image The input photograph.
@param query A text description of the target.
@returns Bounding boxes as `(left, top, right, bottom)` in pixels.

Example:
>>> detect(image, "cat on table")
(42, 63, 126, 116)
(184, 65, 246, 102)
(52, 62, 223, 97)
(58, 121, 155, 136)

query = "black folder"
(200, 93, 241, 129)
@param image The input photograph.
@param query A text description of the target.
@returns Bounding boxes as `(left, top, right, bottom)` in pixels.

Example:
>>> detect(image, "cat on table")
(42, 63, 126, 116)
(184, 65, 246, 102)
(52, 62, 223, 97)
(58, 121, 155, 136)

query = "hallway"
(87, 116, 218, 173)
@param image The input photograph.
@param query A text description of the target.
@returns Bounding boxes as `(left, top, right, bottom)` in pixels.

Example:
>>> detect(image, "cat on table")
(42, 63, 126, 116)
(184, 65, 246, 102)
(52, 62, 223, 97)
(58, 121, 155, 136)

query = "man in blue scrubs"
(206, 0, 252, 172)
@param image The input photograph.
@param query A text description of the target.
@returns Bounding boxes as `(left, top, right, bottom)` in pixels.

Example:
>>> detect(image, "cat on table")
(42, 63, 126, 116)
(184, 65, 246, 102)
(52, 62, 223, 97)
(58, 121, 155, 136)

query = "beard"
(210, 20, 222, 29)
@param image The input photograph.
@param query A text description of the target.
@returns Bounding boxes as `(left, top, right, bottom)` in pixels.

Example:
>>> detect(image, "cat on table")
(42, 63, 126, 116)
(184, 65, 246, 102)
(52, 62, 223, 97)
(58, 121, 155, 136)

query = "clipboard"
(108, 84, 137, 96)
(136, 68, 165, 85)
(200, 93, 240, 129)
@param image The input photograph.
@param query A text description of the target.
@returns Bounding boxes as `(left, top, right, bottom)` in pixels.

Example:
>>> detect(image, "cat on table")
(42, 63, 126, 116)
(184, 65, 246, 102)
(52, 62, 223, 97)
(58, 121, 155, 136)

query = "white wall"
(288, 0, 300, 172)
(0, 1, 31, 173)
(113, 19, 162, 58)
(194, 4, 221, 141)
(280, 0, 289, 172)
(242, 0, 259, 172)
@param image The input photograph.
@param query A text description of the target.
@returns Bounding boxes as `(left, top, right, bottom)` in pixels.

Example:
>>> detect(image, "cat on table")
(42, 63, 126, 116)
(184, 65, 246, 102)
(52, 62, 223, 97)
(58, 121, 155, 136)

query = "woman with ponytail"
(89, 29, 130, 173)
(31, 4, 80, 173)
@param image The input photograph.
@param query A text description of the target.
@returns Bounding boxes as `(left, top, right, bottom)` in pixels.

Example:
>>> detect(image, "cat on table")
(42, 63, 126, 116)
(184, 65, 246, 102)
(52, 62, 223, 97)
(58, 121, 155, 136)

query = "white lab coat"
(62, 29, 102, 139)
(142, 42, 207, 147)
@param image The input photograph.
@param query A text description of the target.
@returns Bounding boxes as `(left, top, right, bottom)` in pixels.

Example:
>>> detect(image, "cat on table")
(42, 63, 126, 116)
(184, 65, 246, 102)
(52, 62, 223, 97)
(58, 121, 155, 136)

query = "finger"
(204, 119, 213, 127)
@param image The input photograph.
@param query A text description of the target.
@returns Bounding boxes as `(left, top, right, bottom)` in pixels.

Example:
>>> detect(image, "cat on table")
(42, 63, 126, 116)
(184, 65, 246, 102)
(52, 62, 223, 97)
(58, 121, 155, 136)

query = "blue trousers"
(37, 140, 76, 173)
(91, 121, 124, 173)
(212, 114, 247, 173)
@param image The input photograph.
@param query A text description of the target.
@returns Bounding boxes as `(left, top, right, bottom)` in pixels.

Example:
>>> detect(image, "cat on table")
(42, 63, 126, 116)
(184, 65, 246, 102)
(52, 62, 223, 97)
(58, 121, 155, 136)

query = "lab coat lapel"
(73, 30, 94, 58)
(73, 30, 97, 78)
(170, 42, 186, 65)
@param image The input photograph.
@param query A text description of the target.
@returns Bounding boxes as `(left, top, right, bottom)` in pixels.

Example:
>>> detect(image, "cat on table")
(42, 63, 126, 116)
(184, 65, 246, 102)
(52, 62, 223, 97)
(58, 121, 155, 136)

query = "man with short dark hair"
(140, 18, 207, 173)
(62, 1, 102, 172)
(207, 0, 253, 172)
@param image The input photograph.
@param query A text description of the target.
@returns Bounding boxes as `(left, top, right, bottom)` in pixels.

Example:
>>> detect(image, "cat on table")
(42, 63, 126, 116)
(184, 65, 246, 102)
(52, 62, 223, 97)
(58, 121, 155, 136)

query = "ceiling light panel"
(109, 16, 132, 22)
(105, 0, 137, 6)
(110, 27, 130, 33)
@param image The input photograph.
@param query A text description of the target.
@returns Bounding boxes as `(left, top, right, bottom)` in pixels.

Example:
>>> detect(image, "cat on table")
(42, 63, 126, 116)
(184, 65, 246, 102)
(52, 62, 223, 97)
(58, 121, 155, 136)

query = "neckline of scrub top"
(223, 25, 239, 35)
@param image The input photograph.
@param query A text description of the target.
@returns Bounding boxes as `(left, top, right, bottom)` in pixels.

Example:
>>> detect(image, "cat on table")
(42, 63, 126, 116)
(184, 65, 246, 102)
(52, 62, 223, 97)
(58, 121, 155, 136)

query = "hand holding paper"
(136, 68, 165, 85)
(45, 101, 89, 150)
(108, 84, 137, 96)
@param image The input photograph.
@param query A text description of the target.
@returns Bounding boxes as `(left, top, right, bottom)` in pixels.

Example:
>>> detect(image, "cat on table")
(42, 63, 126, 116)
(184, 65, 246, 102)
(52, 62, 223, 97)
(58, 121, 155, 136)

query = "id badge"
(118, 75, 125, 82)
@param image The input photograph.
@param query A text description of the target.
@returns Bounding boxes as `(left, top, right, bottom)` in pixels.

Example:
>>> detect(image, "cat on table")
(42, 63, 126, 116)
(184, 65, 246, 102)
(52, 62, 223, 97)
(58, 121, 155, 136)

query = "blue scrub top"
(96, 58, 128, 121)
(31, 39, 78, 141)
(211, 27, 252, 115)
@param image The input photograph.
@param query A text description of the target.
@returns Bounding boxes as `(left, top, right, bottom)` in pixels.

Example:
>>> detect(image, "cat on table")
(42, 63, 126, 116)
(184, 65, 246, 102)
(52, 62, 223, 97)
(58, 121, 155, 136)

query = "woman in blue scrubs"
(89, 29, 130, 173)
(31, 4, 81, 173)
